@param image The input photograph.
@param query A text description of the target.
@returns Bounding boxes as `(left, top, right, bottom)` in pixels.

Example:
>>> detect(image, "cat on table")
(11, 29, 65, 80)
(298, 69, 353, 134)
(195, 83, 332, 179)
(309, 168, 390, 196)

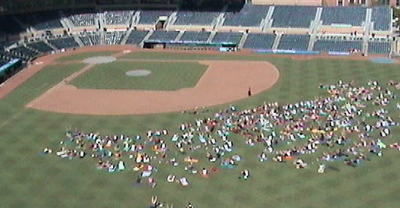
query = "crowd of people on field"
(44, 80, 400, 186)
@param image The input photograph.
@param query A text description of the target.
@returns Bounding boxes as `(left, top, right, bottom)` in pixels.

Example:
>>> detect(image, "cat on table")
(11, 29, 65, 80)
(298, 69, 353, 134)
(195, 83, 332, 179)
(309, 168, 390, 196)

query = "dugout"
(143, 40, 238, 51)
(0, 59, 22, 84)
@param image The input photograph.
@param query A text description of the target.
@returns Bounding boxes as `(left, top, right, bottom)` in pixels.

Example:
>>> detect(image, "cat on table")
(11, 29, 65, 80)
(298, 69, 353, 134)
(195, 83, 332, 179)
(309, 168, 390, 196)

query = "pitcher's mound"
(83, 56, 116, 64)
(126, 69, 151, 77)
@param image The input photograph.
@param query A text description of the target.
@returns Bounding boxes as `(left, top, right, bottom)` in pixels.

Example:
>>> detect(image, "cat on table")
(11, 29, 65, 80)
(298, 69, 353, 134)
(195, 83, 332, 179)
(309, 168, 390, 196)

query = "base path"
(27, 60, 280, 115)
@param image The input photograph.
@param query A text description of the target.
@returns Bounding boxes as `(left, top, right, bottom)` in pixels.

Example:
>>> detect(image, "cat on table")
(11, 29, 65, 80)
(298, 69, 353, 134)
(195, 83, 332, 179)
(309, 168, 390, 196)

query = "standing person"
(248, 87, 252, 97)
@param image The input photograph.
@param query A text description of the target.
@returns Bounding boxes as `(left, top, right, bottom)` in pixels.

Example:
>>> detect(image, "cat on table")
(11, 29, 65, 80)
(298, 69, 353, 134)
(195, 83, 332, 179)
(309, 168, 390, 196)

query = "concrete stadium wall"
(266, 28, 310, 34)
(168, 25, 214, 31)
(218, 26, 261, 33)
(252, 0, 322, 5)
(318, 26, 364, 34)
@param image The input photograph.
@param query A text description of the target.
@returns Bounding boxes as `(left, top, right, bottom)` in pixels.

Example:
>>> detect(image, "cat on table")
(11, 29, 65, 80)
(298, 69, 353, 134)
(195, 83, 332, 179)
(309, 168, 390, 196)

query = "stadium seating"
(223, 5, 269, 27)
(271, 6, 317, 28)
(368, 41, 391, 54)
(313, 39, 363, 52)
(15, 12, 63, 31)
(174, 12, 219, 25)
(148, 31, 180, 42)
(179, 31, 211, 42)
(212, 32, 243, 44)
(66, 11, 97, 27)
(277, 34, 310, 51)
(125, 30, 149, 44)
(48, 37, 79, 49)
(321, 7, 366, 26)
(10, 46, 39, 60)
(104, 10, 134, 25)
(27, 41, 54, 53)
(80, 33, 101, 46)
(371, 7, 391, 31)
(34, 12, 64, 30)
(243, 33, 275, 50)
(138, 10, 172, 25)
(104, 32, 126, 45)
(0, 50, 18, 65)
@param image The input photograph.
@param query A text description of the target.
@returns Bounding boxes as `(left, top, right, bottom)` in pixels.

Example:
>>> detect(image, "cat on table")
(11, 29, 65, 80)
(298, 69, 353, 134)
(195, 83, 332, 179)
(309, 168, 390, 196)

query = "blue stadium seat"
(243, 33, 275, 50)
(212, 32, 243, 44)
(175, 12, 219, 25)
(368, 42, 391, 54)
(313, 39, 362, 52)
(180, 31, 211, 42)
(277, 34, 310, 51)
(321, 7, 366, 26)
(371, 7, 391, 31)
(272, 6, 316, 28)
(223, 5, 269, 27)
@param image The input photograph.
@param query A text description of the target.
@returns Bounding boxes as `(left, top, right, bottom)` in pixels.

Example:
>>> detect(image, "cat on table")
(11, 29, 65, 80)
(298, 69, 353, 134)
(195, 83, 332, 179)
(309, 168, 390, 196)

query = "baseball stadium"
(1, 0, 400, 207)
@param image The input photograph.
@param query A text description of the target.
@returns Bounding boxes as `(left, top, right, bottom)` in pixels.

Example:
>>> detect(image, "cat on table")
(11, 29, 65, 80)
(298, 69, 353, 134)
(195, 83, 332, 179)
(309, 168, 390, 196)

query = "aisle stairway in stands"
(73, 34, 85, 47)
(238, 33, 248, 48)
(175, 31, 185, 41)
(121, 30, 133, 45)
(262, 6, 275, 32)
(363, 8, 373, 55)
(207, 31, 217, 43)
(140, 30, 154, 47)
(272, 33, 282, 50)
(308, 7, 323, 51)
(132, 11, 141, 27)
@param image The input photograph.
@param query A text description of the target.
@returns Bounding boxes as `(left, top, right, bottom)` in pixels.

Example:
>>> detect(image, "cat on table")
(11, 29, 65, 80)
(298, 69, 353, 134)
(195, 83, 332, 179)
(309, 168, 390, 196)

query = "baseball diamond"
(0, 1, 400, 208)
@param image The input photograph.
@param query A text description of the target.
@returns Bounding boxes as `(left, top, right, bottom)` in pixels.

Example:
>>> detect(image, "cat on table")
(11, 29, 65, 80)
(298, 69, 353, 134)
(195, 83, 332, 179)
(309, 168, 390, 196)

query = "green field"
(71, 61, 207, 90)
(1, 51, 400, 208)
(57, 51, 118, 62)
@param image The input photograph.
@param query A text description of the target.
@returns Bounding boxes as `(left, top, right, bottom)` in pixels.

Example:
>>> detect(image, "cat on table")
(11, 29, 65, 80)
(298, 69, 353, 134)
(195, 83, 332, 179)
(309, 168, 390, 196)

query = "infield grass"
(70, 61, 207, 90)
(0, 51, 400, 208)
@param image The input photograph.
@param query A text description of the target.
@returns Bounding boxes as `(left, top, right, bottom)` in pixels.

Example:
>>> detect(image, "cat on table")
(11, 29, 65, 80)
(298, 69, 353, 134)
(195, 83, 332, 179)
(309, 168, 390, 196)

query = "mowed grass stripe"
(57, 51, 118, 62)
(0, 51, 400, 208)
(0, 63, 85, 124)
(70, 61, 207, 91)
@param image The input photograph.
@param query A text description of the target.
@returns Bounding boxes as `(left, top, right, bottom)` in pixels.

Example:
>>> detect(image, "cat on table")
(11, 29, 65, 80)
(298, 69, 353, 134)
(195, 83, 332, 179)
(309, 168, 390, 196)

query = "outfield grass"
(0, 51, 400, 208)
(70, 61, 207, 90)
(57, 51, 118, 62)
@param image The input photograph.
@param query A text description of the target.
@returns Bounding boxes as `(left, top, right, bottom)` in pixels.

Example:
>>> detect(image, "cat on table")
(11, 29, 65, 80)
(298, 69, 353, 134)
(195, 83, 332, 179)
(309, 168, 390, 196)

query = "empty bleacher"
(277, 34, 310, 51)
(15, 12, 63, 31)
(10, 46, 39, 60)
(179, 31, 211, 42)
(243, 33, 276, 50)
(125, 30, 149, 44)
(313, 39, 363, 52)
(174, 12, 219, 25)
(0, 50, 17, 65)
(212, 32, 243, 44)
(48, 37, 79, 49)
(148, 31, 180, 42)
(80, 33, 101, 46)
(321, 7, 366, 26)
(371, 6, 391, 31)
(368, 41, 391, 54)
(66, 11, 97, 27)
(27, 41, 54, 53)
(138, 10, 172, 25)
(104, 10, 134, 25)
(271, 6, 317, 28)
(223, 5, 269, 27)
(104, 32, 125, 45)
